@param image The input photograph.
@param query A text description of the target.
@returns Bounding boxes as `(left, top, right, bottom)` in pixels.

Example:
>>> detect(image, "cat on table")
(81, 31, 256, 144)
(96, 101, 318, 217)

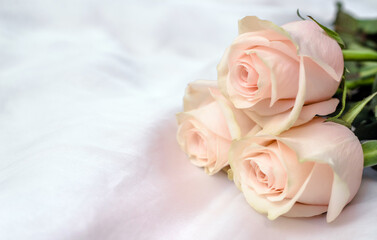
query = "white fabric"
(1, 0, 377, 239)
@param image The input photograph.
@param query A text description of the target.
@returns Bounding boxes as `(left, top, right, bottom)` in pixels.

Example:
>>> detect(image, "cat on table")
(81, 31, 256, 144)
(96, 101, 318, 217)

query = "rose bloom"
(217, 17, 344, 135)
(229, 118, 363, 222)
(176, 80, 257, 175)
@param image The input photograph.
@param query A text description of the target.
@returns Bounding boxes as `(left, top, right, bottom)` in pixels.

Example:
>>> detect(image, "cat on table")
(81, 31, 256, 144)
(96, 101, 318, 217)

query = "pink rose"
(217, 17, 344, 135)
(229, 118, 363, 222)
(176, 80, 258, 175)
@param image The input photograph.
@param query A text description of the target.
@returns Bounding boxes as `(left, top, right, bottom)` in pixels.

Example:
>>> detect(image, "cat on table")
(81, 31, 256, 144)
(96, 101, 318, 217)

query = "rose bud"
(176, 80, 258, 175)
(229, 118, 363, 222)
(217, 17, 343, 135)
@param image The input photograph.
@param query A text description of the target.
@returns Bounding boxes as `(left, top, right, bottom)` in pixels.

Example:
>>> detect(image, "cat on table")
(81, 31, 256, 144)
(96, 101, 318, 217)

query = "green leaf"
(372, 74, 377, 114)
(341, 91, 377, 125)
(308, 15, 345, 48)
(296, 9, 305, 20)
(327, 80, 347, 121)
(363, 140, 377, 167)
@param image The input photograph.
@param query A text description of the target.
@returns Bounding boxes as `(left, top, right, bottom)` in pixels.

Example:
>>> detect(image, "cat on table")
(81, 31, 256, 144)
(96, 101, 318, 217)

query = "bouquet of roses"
(176, 5, 377, 223)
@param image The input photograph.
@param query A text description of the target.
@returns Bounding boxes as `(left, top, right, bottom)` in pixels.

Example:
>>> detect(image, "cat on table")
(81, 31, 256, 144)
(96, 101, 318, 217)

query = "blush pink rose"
(217, 16, 344, 135)
(229, 118, 363, 222)
(176, 80, 258, 175)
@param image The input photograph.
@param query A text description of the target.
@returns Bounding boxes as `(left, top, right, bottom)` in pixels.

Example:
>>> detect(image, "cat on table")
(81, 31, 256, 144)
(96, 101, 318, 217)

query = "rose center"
(243, 151, 286, 195)
(240, 66, 248, 82)
(187, 130, 207, 159)
(238, 64, 258, 86)
(255, 164, 268, 183)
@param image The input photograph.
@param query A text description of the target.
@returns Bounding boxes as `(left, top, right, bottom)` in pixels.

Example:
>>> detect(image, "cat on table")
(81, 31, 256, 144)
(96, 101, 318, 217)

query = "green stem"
(346, 77, 375, 89)
(343, 50, 377, 61)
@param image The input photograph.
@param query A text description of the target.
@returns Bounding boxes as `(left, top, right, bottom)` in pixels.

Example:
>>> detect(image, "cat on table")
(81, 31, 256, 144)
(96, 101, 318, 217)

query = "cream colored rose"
(176, 80, 258, 175)
(229, 118, 363, 222)
(218, 17, 344, 135)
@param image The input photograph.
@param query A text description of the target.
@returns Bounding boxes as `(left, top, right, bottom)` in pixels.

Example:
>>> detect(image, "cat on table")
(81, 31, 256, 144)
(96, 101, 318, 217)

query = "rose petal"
(283, 203, 328, 218)
(241, 164, 316, 220)
(238, 16, 293, 42)
(250, 56, 306, 135)
(282, 20, 344, 80)
(177, 101, 231, 140)
(204, 135, 232, 175)
(246, 99, 295, 116)
(246, 98, 338, 132)
(278, 118, 363, 222)
(217, 29, 297, 109)
(183, 80, 218, 111)
(220, 36, 273, 108)
(250, 46, 299, 104)
(230, 136, 315, 219)
(297, 162, 333, 205)
(301, 57, 341, 103)
(294, 98, 339, 126)
(209, 88, 256, 140)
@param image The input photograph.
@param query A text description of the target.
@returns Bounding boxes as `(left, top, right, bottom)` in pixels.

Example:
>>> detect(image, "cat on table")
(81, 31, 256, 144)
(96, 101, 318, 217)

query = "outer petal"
(248, 56, 340, 135)
(278, 118, 363, 222)
(180, 80, 258, 140)
(250, 46, 299, 104)
(238, 16, 293, 42)
(297, 162, 333, 205)
(183, 80, 218, 111)
(204, 135, 232, 175)
(252, 56, 307, 135)
(248, 99, 295, 116)
(241, 166, 315, 220)
(177, 101, 231, 140)
(210, 89, 256, 140)
(294, 98, 338, 126)
(283, 203, 328, 218)
(246, 98, 339, 131)
(282, 20, 344, 81)
(283, 161, 334, 217)
(300, 57, 341, 104)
